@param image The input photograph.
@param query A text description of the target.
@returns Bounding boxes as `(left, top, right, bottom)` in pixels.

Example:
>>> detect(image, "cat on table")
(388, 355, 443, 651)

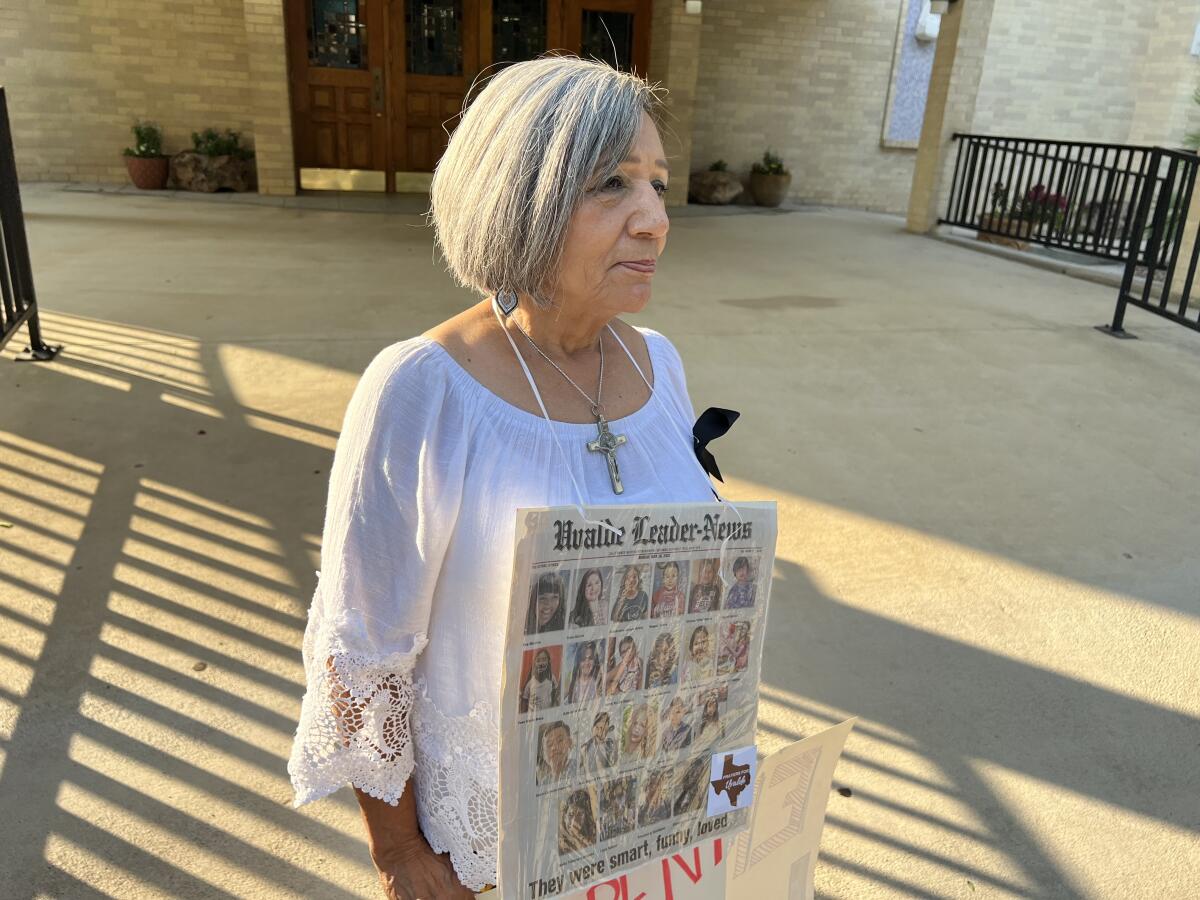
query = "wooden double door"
(285, 0, 652, 191)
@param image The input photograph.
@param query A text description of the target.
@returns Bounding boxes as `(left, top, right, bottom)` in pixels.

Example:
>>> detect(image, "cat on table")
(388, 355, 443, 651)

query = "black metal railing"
(1101, 146, 1200, 337)
(0, 86, 59, 361)
(941, 134, 1172, 263)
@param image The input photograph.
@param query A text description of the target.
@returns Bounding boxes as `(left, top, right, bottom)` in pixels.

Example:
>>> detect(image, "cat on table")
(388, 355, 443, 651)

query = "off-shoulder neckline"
(413, 328, 663, 431)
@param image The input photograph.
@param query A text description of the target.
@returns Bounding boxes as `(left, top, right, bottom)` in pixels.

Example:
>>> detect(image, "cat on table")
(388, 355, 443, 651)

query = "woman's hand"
(371, 837, 476, 900)
(355, 786, 477, 899)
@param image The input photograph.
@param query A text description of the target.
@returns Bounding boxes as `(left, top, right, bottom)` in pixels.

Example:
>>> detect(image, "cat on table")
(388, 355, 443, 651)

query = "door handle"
(371, 67, 384, 115)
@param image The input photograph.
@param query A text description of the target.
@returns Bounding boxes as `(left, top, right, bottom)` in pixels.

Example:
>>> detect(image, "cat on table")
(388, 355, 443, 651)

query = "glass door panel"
(492, 0, 548, 64)
(580, 10, 633, 70)
(405, 0, 464, 76)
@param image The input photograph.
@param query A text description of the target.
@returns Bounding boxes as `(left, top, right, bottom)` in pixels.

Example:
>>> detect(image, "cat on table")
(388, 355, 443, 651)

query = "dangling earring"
(496, 289, 518, 316)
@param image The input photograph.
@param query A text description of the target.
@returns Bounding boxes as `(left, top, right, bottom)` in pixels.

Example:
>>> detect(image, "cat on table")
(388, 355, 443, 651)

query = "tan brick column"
(243, 0, 297, 195)
(906, 0, 995, 233)
(648, 2, 702, 209)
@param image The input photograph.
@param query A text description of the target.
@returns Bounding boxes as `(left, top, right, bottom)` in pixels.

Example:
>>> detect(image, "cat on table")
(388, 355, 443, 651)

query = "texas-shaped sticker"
(706, 745, 757, 816)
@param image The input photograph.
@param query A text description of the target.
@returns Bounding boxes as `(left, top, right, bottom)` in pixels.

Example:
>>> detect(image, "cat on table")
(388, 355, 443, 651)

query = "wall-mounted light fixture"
(685, 0, 702, 14)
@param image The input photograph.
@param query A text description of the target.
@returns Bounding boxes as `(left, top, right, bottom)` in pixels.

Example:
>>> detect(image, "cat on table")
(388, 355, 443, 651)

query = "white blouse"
(288, 323, 719, 891)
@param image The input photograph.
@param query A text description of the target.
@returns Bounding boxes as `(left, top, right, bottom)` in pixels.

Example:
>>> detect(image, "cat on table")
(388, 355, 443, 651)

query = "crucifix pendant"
(587, 413, 628, 494)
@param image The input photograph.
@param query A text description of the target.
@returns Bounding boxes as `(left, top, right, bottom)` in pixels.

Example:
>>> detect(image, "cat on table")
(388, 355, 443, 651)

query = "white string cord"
(490, 297, 622, 538)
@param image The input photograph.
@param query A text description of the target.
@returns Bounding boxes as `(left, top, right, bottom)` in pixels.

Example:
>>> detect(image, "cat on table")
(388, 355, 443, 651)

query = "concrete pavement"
(1, 184, 1197, 899)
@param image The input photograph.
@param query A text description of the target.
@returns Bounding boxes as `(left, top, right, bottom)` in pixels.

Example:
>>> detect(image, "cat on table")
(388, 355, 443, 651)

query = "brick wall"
(971, 0, 1154, 144)
(0, 0, 259, 184)
(242, 0, 295, 195)
(648, 0, 702, 209)
(1127, 4, 1200, 147)
(690, 0, 921, 214)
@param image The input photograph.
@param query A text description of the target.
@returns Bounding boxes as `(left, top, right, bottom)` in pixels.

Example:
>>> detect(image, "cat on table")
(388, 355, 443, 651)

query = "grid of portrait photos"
(501, 505, 776, 900)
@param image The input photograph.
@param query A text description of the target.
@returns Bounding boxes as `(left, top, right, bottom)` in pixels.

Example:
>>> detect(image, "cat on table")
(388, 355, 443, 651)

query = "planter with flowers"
(977, 182, 1069, 250)
(170, 128, 257, 193)
(749, 149, 792, 207)
(123, 121, 169, 190)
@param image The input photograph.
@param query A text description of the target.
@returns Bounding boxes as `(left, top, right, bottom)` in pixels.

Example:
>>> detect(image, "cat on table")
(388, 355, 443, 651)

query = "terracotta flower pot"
(124, 155, 169, 190)
(749, 172, 792, 207)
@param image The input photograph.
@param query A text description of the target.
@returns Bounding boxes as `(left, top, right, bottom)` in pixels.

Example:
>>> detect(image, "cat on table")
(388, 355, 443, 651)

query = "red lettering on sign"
(586, 878, 623, 900)
(669, 847, 704, 885)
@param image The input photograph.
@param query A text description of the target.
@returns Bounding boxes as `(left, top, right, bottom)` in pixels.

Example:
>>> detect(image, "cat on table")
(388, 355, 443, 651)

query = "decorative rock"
(687, 170, 744, 205)
(169, 151, 258, 193)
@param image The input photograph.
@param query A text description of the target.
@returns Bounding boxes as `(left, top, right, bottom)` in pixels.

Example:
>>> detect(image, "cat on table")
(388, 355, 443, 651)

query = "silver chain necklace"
(508, 314, 629, 495)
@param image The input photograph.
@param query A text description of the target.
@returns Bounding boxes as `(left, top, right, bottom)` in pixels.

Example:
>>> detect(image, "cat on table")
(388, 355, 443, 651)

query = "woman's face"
(579, 645, 596, 675)
(554, 112, 669, 320)
(585, 572, 603, 602)
(700, 560, 716, 584)
(534, 650, 551, 677)
(735, 564, 752, 585)
(662, 565, 678, 591)
(704, 698, 718, 717)
(690, 629, 709, 661)
(537, 589, 561, 627)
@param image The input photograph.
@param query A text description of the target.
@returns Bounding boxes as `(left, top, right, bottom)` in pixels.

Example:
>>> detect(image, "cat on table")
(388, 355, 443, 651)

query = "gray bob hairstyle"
(429, 55, 667, 310)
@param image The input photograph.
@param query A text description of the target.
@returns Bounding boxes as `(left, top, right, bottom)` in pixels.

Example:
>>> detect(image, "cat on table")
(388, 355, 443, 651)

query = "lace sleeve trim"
(288, 592, 430, 807)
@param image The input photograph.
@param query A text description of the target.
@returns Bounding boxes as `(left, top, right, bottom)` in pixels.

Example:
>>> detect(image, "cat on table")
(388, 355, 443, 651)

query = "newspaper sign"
(498, 501, 778, 900)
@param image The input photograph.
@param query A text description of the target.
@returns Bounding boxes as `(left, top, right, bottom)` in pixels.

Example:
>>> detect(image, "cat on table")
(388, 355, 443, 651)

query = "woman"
(650, 560, 685, 618)
(643, 631, 679, 689)
(611, 564, 649, 622)
(520, 647, 560, 713)
(605, 635, 643, 696)
(525, 571, 567, 633)
(687, 558, 722, 613)
(569, 567, 608, 628)
(288, 56, 723, 897)
(681, 625, 714, 684)
(565, 640, 602, 703)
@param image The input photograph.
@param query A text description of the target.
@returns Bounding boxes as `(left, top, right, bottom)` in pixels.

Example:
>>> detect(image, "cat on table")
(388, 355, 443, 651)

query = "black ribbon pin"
(692, 407, 740, 482)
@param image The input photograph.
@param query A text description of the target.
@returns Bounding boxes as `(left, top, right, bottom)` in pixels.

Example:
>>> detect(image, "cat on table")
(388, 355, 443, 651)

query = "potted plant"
(977, 182, 1068, 250)
(688, 159, 743, 205)
(170, 127, 257, 193)
(749, 149, 791, 207)
(122, 121, 169, 190)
